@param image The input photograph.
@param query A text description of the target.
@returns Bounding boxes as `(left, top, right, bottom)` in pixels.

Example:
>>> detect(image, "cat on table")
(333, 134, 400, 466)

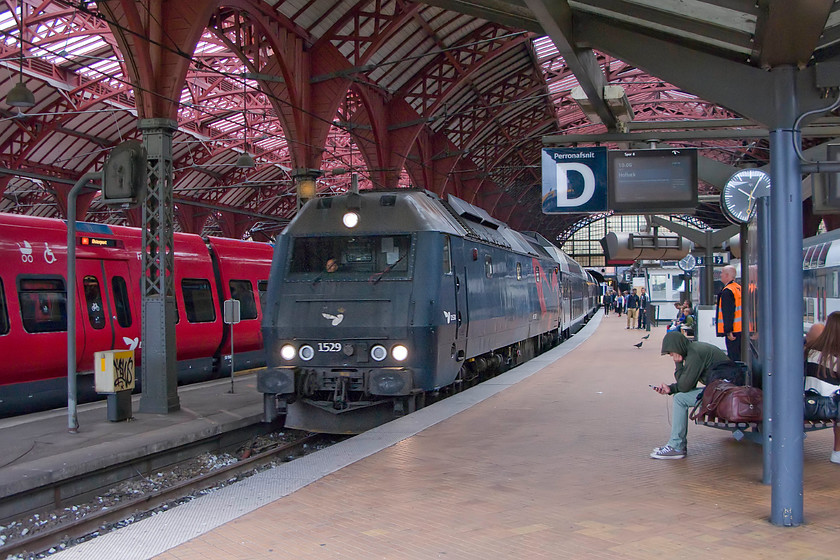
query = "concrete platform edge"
(0, 406, 264, 499)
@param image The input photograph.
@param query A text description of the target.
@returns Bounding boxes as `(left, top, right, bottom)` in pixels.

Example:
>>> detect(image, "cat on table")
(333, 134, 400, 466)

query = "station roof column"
(139, 119, 180, 414)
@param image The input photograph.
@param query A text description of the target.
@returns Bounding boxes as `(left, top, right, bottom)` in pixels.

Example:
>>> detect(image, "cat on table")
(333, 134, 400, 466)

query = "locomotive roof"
(286, 190, 465, 236)
(283, 190, 595, 268)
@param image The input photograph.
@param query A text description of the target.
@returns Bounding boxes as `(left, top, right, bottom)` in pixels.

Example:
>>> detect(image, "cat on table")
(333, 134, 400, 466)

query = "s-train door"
(75, 258, 135, 371)
(101, 260, 136, 355)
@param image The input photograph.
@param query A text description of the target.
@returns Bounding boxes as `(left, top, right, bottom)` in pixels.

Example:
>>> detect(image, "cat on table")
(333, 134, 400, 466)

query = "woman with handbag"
(804, 314, 840, 464)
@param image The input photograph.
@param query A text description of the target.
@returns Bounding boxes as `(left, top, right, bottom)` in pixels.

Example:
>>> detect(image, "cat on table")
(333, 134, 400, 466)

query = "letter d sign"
(541, 147, 607, 214)
(555, 162, 595, 207)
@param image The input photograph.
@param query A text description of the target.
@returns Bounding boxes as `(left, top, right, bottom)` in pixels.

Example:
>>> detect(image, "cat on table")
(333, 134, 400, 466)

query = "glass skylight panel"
(194, 40, 226, 55)
(533, 36, 557, 59)
(37, 34, 108, 60)
(77, 58, 123, 84)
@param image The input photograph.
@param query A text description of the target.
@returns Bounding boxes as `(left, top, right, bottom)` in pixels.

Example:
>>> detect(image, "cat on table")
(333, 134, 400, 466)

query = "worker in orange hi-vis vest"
(715, 264, 742, 361)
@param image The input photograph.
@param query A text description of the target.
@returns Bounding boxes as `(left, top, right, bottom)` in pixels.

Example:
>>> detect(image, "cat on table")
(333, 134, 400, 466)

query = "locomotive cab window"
(229, 280, 258, 320)
(111, 276, 132, 327)
(0, 278, 8, 335)
(181, 279, 216, 323)
(83, 276, 106, 330)
(18, 276, 67, 333)
(289, 235, 412, 280)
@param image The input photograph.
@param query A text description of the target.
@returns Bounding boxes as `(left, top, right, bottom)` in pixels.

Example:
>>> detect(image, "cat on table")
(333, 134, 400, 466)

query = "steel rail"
(0, 433, 327, 558)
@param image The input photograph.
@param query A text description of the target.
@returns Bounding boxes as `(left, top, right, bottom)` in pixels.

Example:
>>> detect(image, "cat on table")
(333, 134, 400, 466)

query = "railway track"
(0, 431, 337, 559)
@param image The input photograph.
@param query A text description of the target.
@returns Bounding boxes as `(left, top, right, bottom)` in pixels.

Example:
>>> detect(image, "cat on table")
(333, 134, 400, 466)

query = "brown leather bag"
(690, 379, 763, 422)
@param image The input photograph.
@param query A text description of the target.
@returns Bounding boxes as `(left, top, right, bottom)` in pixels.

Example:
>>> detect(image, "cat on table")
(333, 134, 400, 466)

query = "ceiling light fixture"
(6, 1, 35, 109)
(235, 71, 255, 168)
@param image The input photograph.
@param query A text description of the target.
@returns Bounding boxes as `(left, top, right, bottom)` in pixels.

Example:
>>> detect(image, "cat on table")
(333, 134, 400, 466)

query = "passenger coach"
(0, 214, 272, 416)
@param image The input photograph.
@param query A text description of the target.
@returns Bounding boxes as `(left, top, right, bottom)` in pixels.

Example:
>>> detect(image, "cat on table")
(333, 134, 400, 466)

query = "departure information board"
(608, 148, 697, 213)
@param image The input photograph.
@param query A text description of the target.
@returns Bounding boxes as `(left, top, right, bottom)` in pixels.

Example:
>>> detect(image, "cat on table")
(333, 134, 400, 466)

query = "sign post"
(223, 299, 241, 393)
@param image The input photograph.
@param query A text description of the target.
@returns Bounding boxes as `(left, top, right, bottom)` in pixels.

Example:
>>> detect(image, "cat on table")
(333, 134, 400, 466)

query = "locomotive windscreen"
(288, 235, 413, 278)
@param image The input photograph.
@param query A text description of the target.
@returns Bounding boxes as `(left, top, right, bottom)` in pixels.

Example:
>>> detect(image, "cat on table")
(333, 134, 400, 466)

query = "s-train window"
(181, 279, 216, 323)
(229, 280, 258, 320)
(485, 256, 493, 278)
(18, 277, 67, 333)
(83, 276, 106, 330)
(112, 276, 132, 327)
(0, 278, 8, 335)
(288, 235, 413, 279)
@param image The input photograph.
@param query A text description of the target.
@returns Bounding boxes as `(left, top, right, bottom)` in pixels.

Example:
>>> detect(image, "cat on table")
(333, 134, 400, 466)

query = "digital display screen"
(608, 149, 697, 213)
(80, 236, 118, 248)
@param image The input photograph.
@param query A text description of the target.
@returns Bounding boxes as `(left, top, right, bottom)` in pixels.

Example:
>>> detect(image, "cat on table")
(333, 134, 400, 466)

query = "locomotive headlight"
(280, 344, 296, 361)
(299, 345, 315, 361)
(370, 344, 388, 362)
(342, 211, 359, 228)
(391, 344, 408, 361)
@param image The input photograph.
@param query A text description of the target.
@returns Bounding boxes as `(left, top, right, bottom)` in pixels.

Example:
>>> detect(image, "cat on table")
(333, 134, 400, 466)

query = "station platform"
(41, 312, 840, 559)
(0, 373, 263, 505)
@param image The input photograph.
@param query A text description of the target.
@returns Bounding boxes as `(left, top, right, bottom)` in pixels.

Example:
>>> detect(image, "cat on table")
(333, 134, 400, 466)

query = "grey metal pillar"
(757, 196, 774, 485)
(702, 229, 715, 305)
(768, 66, 803, 526)
(66, 172, 101, 432)
(739, 222, 751, 370)
(138, 118, 180, 414)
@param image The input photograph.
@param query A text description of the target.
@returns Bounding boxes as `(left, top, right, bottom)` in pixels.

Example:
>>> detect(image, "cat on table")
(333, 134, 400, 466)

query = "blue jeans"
(667, 387, 703, 451)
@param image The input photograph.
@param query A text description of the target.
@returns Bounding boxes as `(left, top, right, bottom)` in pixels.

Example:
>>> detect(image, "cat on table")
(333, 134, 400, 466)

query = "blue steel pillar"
(768, 66, 803, 526)
(757, 196, 773, 485)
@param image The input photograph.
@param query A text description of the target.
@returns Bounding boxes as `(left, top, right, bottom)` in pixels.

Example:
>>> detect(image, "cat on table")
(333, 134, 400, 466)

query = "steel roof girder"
(753, 0, 833, 69)
(524, 0, 618, 130)
(398, 25, 531, 117)
(574, 13, 829, 128)
(421, 0, 542, 32)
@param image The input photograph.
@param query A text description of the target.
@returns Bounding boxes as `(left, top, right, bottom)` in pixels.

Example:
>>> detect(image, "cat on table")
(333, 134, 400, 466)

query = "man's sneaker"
(650, 445, 686, 459)
(831, 450, 840, 464)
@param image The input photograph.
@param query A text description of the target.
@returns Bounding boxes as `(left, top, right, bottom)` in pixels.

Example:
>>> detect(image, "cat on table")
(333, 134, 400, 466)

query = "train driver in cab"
(325, 258, 339, 273)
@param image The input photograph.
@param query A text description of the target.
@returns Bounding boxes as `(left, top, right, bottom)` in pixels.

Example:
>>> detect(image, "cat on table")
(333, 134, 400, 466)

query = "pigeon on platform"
(641, 334, 650, 339)
(633, 341, 643, 348)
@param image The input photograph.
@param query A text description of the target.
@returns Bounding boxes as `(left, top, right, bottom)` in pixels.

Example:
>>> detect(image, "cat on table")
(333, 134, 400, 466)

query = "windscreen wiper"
(370, 253, 407, 284)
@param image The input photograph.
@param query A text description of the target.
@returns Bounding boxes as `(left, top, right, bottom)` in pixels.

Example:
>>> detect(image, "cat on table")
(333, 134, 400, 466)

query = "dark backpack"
(705, 360, 747, 386)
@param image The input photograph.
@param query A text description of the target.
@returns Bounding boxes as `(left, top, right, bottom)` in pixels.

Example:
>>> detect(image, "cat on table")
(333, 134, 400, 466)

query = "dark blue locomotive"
(259, 190, 598, 432)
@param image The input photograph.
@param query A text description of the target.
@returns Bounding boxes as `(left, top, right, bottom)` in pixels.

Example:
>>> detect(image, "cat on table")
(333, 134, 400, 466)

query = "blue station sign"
(541, 147, 608, 214)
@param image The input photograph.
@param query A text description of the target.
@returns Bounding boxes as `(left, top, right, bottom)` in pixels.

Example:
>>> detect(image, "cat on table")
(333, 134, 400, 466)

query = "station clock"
(721, 169, 771, 224)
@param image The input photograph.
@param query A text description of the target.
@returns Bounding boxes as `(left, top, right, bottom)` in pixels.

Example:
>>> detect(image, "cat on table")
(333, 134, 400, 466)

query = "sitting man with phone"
(650, 331, 736, 459)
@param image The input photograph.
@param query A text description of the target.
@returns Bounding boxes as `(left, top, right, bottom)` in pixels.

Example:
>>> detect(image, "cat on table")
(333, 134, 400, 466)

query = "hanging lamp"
(235, 72, 255, 168)
(6, 1, 35, 108)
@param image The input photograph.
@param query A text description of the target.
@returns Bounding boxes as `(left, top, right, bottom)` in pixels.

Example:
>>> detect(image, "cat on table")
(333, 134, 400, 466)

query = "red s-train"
(0, 213, 273, 417)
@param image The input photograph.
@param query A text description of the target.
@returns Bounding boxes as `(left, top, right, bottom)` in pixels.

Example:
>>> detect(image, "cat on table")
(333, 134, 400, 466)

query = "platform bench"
(694, 417, 834, 443)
